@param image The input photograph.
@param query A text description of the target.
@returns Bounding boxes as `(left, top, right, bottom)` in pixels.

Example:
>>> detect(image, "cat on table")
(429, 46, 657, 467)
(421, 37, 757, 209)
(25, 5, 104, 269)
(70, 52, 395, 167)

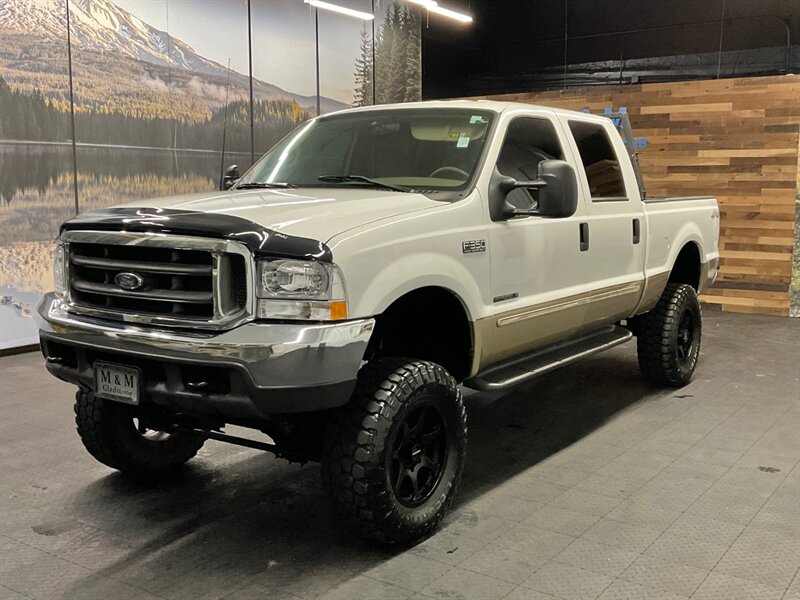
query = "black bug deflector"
(61, 207, 333, 262)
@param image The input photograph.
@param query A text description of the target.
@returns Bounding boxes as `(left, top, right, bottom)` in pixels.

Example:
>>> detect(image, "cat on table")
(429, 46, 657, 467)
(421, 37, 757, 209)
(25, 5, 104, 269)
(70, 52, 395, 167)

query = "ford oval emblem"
(114, 272, 145, 291)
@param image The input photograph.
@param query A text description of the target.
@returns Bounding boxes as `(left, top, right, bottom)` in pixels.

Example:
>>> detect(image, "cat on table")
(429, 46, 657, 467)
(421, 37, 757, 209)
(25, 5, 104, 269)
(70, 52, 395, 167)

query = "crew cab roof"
(324, 99, 607, 122)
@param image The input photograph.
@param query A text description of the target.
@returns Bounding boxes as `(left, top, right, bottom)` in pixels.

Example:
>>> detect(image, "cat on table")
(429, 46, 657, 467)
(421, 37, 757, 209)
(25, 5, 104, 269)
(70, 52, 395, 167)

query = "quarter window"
(568, 121, 627, 200)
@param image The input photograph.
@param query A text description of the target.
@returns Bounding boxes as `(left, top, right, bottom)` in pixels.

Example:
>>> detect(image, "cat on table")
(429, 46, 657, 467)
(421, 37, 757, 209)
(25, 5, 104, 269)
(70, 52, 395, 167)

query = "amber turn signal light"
(330, 301, 348, 320)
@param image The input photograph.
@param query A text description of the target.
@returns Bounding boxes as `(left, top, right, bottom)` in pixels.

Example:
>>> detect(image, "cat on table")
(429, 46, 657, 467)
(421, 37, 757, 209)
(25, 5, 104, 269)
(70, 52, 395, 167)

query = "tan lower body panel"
(475, 281, 642, 371)
(635, 271, 671, 315)
(634, 261, 715, 317)
(470, 266, 712, 377)
(699, 258, 719, 293)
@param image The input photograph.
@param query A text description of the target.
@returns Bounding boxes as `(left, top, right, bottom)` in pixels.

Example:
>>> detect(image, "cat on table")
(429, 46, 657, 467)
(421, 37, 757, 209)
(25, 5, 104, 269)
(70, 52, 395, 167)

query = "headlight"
(260, 259, 329, 298)
(53, 243, 67, 296)
(256, 259, 347, 321)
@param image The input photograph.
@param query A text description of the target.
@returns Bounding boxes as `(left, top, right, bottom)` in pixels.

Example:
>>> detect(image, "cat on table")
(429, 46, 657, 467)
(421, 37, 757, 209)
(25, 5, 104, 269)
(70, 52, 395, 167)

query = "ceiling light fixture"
(304, 0, 374, 20)
(408, 0, 473, 23)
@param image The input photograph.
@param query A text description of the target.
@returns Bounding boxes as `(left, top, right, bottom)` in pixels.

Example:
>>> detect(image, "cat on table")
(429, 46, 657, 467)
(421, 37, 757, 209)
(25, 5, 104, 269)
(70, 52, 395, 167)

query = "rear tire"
(636, 283, 702, 387)
(322, 358, 467, 545)
(74, 389, 205, 479)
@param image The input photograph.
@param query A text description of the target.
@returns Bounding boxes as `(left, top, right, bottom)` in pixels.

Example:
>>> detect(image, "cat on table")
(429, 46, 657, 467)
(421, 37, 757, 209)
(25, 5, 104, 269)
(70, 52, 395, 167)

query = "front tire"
(322, 358, 467, 544)
(636, 283, 702, 387)
(74, 390, 205, 479)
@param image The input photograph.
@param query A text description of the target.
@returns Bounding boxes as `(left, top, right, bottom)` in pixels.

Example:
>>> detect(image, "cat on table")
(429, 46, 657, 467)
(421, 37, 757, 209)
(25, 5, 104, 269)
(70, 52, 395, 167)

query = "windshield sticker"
(469, 115, 488, 124)
(456, 134, 470, 148)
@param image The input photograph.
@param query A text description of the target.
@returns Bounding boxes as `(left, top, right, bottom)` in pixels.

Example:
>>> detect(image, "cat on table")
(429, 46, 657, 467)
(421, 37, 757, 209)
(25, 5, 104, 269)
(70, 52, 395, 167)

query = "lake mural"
(0, 0, 422, 349)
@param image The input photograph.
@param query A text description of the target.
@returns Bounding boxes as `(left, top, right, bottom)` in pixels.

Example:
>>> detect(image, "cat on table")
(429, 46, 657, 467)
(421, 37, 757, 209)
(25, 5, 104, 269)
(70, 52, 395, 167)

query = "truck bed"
(643, 195, 716, 203)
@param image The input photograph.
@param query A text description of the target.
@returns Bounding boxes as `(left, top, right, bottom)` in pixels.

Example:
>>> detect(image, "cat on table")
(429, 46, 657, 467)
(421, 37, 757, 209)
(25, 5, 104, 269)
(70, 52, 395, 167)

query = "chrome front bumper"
(36, 293, 375, 418)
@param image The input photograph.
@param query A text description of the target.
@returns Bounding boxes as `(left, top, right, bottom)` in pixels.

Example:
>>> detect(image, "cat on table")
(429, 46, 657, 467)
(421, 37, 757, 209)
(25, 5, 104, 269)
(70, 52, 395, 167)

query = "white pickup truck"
(37, 100, 719, 544)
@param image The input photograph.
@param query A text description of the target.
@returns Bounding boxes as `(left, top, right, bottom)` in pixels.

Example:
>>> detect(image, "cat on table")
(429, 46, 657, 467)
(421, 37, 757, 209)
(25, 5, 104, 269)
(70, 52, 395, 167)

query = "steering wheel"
(428, 166, 469, 180)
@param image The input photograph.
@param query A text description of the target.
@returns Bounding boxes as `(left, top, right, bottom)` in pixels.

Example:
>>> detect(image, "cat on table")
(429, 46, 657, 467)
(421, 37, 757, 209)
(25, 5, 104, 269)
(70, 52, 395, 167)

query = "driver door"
(483, 114, 591, 367)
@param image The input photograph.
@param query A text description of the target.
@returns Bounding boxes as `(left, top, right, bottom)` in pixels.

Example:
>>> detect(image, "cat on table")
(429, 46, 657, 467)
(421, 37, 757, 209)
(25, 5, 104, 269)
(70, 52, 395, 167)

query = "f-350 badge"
(462, 240, 486, 254)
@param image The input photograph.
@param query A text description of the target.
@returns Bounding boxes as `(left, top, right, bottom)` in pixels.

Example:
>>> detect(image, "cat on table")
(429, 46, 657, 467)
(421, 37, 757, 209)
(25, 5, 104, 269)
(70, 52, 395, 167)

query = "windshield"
(238, 108, 495, 192)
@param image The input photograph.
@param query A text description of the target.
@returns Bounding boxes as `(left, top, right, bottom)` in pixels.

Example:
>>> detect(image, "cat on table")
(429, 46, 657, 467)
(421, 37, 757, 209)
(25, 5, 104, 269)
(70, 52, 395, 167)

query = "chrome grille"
(62, 231, 253, 328)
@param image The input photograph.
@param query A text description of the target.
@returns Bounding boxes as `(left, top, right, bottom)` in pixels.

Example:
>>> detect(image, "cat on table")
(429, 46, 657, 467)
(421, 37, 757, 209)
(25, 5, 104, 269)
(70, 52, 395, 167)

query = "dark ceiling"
(421, 0, 800, 98)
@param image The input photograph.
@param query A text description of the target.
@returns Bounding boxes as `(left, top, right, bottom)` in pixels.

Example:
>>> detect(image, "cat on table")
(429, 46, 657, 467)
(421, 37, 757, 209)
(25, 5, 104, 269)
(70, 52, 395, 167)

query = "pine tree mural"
(353, 1, 421, 107)
(353, 26, 374, 107)
(402, 10, 422, 102)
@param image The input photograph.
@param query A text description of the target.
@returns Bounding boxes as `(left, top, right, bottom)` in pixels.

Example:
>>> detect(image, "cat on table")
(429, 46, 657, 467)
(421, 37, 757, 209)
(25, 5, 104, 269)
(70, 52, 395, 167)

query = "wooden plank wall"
(473, 75, 800, 316)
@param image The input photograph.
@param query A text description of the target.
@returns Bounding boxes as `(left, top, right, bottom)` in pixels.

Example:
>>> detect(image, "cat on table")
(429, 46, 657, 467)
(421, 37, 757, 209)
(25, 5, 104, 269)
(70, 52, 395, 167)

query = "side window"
(568, 121, 627, 200)
(497, 117, 564, 210)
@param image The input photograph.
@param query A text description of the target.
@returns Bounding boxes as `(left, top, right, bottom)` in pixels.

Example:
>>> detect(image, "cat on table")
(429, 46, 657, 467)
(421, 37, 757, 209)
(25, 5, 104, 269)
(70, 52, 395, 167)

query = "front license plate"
(94, 362, 140, 405)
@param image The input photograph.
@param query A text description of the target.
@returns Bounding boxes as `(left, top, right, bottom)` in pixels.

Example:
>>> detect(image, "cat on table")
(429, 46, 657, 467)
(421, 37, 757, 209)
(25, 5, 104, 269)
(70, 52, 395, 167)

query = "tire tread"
(636, 282, 701, 387)
(322, 358, 467, 544)
(74, 389, 204, 478)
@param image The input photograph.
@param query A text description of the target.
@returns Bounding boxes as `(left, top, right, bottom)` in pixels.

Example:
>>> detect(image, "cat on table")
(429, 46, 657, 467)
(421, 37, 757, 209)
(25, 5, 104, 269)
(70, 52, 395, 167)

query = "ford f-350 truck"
(37, 100, 719, 543)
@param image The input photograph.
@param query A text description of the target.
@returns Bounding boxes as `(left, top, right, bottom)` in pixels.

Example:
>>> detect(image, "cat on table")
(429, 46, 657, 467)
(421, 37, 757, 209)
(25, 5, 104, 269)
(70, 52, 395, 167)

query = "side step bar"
(465, 325, 633, 392)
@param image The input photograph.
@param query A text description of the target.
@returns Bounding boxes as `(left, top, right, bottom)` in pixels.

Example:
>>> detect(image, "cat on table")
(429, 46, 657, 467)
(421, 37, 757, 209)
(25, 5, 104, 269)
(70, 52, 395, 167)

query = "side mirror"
(489, 159, 579, 221)
(536, 160, 579, 218)
(221, 164, 240, 191)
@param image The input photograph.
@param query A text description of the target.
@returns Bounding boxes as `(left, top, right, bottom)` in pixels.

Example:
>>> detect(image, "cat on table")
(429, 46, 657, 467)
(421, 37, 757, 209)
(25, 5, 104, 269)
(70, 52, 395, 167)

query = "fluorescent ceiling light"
(305, 0, 374, 20)
(408, 0, 472, 23)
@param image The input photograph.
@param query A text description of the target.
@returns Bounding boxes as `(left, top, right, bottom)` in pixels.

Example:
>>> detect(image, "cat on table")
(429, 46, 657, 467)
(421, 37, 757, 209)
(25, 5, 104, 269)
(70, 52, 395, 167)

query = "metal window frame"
(604, 110, 646, 200)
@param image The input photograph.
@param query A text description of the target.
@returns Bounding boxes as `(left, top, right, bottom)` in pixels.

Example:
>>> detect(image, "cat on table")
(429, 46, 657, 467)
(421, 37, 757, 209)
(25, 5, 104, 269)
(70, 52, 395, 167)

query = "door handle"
(579, 222, 589, 252)
(632, 218, 641, 244)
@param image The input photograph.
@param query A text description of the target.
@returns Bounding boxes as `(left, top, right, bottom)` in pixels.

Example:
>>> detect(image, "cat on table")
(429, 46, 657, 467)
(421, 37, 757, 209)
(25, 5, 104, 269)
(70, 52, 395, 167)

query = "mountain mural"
(0, 0, 422, 350)
(0, 0, 348, 124)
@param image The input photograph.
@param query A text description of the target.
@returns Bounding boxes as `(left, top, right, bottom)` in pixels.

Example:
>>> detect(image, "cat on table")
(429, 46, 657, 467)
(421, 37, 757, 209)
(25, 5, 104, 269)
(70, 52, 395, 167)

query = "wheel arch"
(669, 241, 703, 291)
(367, 285, 475, 381)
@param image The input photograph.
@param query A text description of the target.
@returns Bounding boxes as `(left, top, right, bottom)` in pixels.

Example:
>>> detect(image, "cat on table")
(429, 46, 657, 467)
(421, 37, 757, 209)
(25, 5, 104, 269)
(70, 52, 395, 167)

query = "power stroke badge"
(462, 240, 486, 254)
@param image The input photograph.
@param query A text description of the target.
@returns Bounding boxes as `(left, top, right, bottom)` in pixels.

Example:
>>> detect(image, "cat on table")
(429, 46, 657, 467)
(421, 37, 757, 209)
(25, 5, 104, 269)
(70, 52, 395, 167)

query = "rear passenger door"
(560, 117, 646, 325)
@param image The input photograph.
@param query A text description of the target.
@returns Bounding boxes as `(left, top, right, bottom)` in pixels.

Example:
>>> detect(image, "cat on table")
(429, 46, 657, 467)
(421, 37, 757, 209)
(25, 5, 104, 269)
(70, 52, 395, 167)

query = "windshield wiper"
(318, 174, 412, 193)
(235, 182, 294, 189)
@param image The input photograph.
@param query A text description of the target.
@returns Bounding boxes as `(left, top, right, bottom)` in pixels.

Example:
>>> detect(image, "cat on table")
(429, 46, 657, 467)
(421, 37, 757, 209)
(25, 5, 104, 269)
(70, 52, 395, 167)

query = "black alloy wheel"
(676, 308, 696, 364)
(388, 403, 448, 508)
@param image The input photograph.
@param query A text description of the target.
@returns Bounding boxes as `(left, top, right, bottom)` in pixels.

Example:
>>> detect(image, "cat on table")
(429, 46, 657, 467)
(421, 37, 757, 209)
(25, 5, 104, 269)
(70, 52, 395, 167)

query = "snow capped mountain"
(4, 0, 172, 66)
(0, 0, 347, 112)
(0, 0, 68, 39)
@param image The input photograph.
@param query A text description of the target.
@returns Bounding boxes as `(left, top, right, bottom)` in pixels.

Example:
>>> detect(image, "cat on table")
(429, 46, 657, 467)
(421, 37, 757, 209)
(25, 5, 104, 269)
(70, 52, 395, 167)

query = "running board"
(465, 325, 633, 391)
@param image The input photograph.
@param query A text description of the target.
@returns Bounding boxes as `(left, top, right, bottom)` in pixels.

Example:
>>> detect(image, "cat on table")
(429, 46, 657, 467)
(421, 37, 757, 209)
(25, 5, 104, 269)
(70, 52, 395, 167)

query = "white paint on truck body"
(110, 100, 720, 372)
